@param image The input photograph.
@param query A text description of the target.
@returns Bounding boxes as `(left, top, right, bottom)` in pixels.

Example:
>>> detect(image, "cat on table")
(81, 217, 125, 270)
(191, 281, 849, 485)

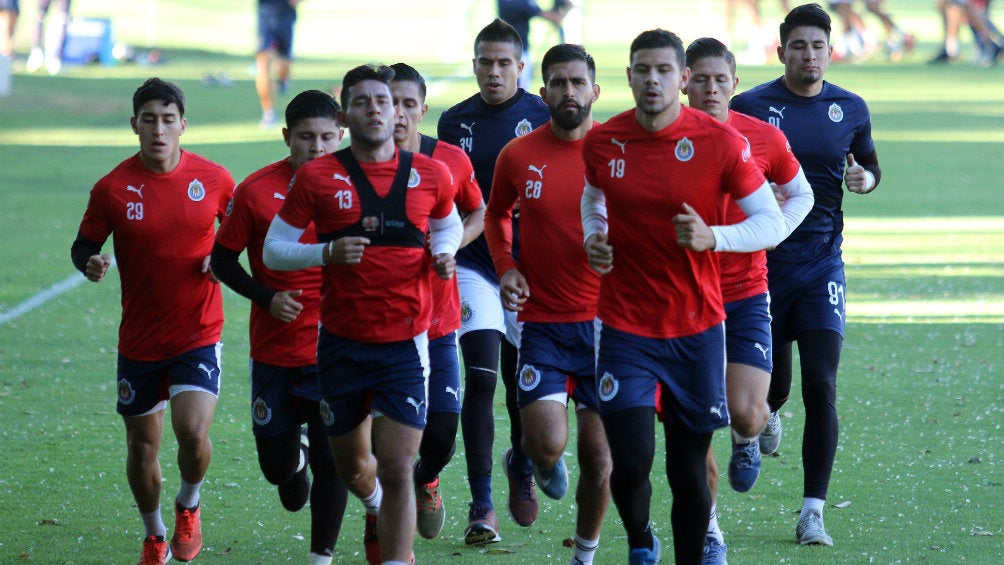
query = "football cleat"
(796, 510, 834, 546)
(759, 411, 783, 456)
(171, 503, 202, 562)
(464, 503, 501, 545)
(415, 476, 446, 539)
(503, 447, 539, 526)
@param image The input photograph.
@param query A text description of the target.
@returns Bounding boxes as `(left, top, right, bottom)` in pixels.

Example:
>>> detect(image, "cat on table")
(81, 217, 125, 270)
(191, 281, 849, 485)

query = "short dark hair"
(474, 18, 522, 55)
(685, 37, 736, 75)
(540, 44, 596, 83)
(284, 90, 340, 130)
(339, 64, 395, 109)
(780, 3, 831, 45)
(132, 77, 185, 117)
(629, 29, 685, 68)
(390, 62, 427, 102)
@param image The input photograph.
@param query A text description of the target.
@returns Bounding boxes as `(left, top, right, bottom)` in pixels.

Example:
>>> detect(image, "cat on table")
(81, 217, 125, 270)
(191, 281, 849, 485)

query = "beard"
(549, 101, 591, 131)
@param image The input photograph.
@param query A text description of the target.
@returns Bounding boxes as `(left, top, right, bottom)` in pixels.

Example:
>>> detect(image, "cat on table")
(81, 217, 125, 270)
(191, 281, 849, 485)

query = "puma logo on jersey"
(710, 404, 725, 418)
(333, 173, 352, 186)
(754, 342, 769, 360)
(273, 192, 286, 200)
(445, 386, 461, 401)
(197, 363, 217, 380)
(460, 122, 476, 134)
(406, 396, 426, 414)
(528, 164, 546, 179)
(126, 185, 144, 198)
(769, 106, 786, 119)
(610, 138, 628, 153)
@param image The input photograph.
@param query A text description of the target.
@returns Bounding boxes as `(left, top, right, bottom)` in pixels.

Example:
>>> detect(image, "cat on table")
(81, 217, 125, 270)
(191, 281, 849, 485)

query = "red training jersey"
(582, 107, 766, 338)
(719, 110, 802, 303)
(428, 141, 484, 340)
(215, 158, 322, 367)
(278, 149, 457, 343)
(78, 150, 234, 360)
(486, 124, 601, 323)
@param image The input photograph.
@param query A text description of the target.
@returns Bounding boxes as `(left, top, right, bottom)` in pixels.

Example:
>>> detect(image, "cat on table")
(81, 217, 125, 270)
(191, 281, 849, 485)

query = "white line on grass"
(0, 262, 116, 326)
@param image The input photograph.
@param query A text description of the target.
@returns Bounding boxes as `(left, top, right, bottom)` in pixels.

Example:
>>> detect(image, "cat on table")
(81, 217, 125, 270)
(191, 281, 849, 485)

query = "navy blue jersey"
(438, 89, 550, 282)
(731, 78, 874, 263)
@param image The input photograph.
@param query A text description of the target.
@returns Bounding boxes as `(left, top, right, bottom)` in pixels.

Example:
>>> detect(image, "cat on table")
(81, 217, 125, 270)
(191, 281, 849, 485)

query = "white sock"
(801, 497, 825, 518)
(176, 479, 202, 509)
(308, 551, 333, 565)
(362, 480, 383, 515)
(731, 429, 756, 445)
(707, 503, 723, 543)
(571, 534, 599, 564)
(140, 507, 167, 539)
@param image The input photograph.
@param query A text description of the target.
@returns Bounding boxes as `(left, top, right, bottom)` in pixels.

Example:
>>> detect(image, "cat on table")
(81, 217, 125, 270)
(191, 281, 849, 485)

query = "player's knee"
(375, 456, 414, 492)
(730, 404, 769, 438)
(522, 432, 564, 468)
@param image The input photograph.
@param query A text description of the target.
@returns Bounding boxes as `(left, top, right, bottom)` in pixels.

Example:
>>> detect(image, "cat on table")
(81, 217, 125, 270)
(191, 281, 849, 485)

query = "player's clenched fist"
(431, 253, 456, 280)
(85, 253, 112, 282)
(672, 202, 716, 251)
(324, 236, 370, 264)
(585, 232, 613, 274)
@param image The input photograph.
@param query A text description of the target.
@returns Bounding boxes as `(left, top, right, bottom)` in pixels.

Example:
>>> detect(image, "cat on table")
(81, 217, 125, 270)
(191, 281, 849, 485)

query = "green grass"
(2, 1, 1004, 564)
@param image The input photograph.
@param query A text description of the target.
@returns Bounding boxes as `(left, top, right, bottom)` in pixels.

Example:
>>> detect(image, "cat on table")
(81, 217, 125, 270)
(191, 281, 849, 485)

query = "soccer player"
(388, 62, 486, 541)
(70, 77, 235, 565)
(485, 43, 610, 565)
(682, 37, 814, 564)
(437, 17, 551, 544)
(580, 29, 785, 565)
(210, 89, 348, 565)
(262, 64, 463, 565)
(256, 0, 302, 128)
(730, 2, 882, 546)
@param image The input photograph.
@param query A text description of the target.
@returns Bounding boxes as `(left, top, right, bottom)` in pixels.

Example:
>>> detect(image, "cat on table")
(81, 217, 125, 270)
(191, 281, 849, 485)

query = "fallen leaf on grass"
(484, 547, 517, 554)
(970, 529, 993, 537)
(38, 518, 61, 526)
(563, 537, 575, 547)
(832, 500, 852, 508)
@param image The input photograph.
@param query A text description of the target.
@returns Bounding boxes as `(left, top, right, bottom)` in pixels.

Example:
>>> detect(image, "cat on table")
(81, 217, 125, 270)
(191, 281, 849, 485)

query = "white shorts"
(457, 266, 521, 346)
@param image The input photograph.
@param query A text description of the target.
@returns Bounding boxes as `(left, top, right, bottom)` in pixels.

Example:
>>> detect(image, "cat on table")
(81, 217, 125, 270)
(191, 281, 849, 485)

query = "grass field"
(1, 1, 1003, 564)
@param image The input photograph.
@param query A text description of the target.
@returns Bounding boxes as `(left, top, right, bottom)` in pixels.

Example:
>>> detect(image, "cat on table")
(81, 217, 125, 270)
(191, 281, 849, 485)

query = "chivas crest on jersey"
(675, 137, 695, 162)
(188, 179, 206, 201)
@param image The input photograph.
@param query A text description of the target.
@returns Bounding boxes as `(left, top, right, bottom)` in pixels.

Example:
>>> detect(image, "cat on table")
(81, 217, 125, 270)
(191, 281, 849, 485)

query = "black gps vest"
(323, 148, 426, 248)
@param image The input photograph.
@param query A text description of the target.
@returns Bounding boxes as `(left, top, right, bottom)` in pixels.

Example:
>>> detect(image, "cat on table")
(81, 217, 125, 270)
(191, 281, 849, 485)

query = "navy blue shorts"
(428, 332, 462, 414)
(249, 360, 321, 438)
(116, 343, 222, 417)
(768, 261, 846, 343)
(596, 323, 728, 432)
(516, 321, 599, 411)
(725, 292, 773, 373)
(316, 328, 428, 435)
(257, 8, 295, 57)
